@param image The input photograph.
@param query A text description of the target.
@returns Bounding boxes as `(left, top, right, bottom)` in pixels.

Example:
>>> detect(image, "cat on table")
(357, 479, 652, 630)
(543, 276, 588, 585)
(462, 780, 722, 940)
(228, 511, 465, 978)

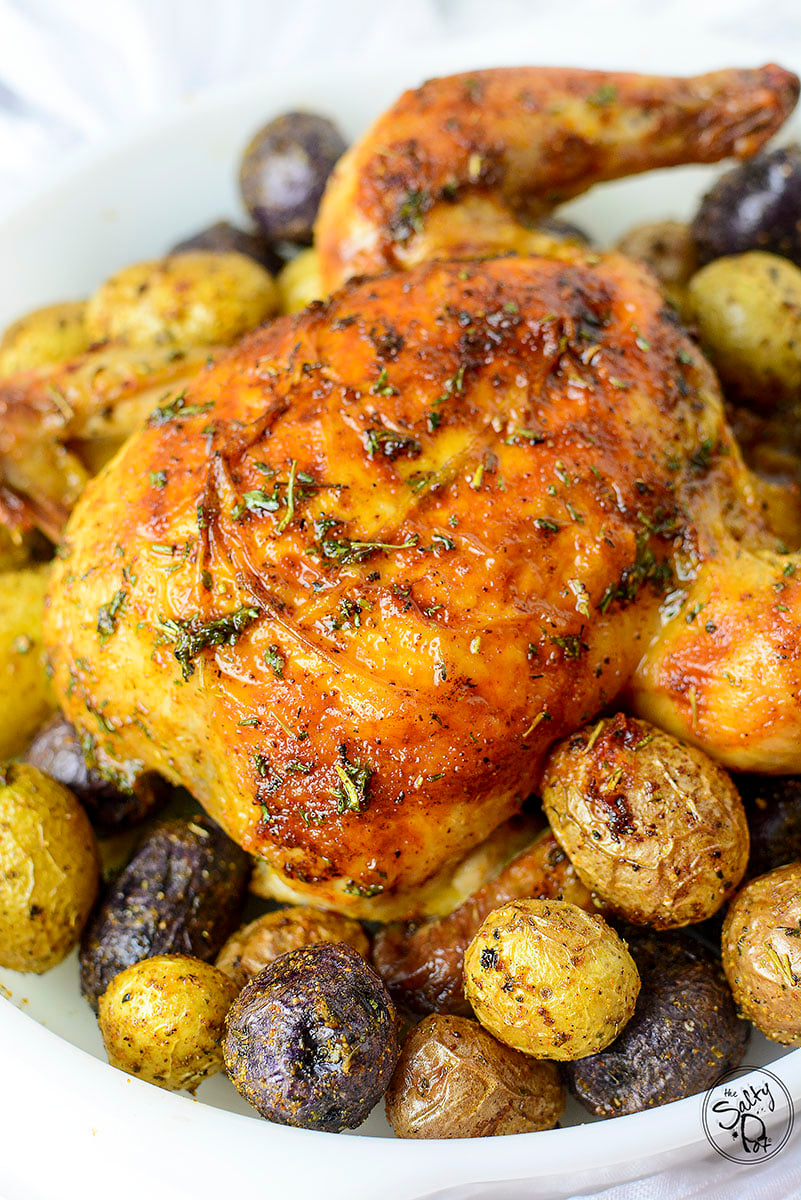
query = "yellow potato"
(277, 248, 324, 314)
(464, 898, 640, 1061)
(85, 251, 278, 347)
(541, 714, 749, 928)
(0, 762, 99, 972)
(0, 301, 89, 376)
(722, 862, 801, 1045)
(98, 954, 238, 1091)
(687, 251, 801, 406)
(0, 565, 56, 757)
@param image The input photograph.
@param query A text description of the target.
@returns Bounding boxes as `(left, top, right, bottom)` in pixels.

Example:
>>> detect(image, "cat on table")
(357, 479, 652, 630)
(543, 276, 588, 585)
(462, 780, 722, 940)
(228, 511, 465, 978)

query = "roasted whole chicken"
(44, 65, 801, 916)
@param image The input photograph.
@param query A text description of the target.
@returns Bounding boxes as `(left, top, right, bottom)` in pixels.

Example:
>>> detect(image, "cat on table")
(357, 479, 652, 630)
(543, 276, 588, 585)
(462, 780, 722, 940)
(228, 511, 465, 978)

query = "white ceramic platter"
(1, 24, 800, 1200)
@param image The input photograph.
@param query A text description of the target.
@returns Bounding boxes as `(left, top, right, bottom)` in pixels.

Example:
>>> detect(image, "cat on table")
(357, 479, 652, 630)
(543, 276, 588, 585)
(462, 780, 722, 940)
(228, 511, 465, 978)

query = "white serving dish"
(1, 23, 800, 1200)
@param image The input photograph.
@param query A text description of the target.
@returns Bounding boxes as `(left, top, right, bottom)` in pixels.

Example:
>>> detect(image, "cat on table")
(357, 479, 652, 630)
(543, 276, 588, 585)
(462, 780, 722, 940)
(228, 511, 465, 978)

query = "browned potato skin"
(216, 906, 369, 989)
(722, 862, 801, 1045)
(372, 828, 595, 1016)
(542, 714, 749, 929)
(615, 220, 697, 311)
(98, 954, 238, 1091)
(385, 1014, 564, 1138)
(0, 762, 99, 972)
(464, 899, 639, 1061)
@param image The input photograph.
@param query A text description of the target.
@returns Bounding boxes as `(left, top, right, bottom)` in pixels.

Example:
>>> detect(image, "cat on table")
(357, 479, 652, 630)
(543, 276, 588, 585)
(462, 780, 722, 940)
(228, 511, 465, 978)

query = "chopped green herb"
(587, 83, 618, 107)
(97, 589, 127, 644)
(365, 427, 421, 460)
(149, 470, 167, 488)
(318, 534, 418, 565)
(264, 644, 285, 677)
(332, 746, 373, 814)
(159, 604, 259, 679)
(549, 634, 584, 659)
(148, 391, 213, 425)
(535, 517, 560, 533)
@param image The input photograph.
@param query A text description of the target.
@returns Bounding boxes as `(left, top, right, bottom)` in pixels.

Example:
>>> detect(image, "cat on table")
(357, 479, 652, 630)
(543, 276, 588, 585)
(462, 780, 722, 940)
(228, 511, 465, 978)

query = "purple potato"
(239, 112, 347, 244)
(738, 774, 801, 878)
(692, 145, 801, 267)
(170, 220, 282, 275)
(79, 815, 250, 1009)
(24, 715, 168, 836)
(223, 941, 399, 1131)
(564, 933, 748, 1116)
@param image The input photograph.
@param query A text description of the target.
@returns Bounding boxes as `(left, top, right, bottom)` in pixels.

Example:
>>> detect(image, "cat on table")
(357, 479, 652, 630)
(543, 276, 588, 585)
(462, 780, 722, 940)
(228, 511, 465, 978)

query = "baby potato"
(0, 762, 99, 972)
(722, 862, 801, 1045)
(687, 251, 801, 408)
(85, 251, 278, 348)
(464, 899, 639, 1061)
(216, 905, 369, 988)
(277, 248, 324, 313)
(0, 301, 89, 376)
(385, 1014, 564, 1138)
(0, 566, 56, 758)
(542, 714, 749, 929)
(98, 954, 237, 1091)
(615, 220, 697, 310)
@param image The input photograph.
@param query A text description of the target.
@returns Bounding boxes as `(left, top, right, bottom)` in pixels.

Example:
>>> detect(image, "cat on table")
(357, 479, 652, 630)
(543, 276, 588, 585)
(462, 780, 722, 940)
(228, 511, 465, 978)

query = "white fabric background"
(1, 0, 801, 1196)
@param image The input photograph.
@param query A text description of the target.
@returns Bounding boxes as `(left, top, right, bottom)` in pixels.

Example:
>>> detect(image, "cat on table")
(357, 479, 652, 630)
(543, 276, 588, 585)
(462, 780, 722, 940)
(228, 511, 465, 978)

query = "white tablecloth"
(1, 1, 800, 1196)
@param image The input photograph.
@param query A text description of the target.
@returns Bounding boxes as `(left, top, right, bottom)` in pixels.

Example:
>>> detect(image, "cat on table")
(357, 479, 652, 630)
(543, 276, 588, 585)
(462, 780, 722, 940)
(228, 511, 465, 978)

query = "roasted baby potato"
(385, 1014, 564, 1138)
(372, 827, 593, 1016)
(223, 942, 399, 1131)
(98, 954, 237, 1091)
(277, 247, 324, 313)
(738, 774, 801, 878)
(615, 220, 697, 309)
(722, 861, 801, 1045)
(239, 111, 347, 244)
(542, 715, 749, 928)
(217, 906, 369, 989)
(0, 301, 89, 376)
(170, 220, 281, 274)
(0, 762, 99, 972)
(0, 566, 56, 758)
(80, 814, 250, 1008)
(84, 251, 278, 348)
(692, 145, 801, 267)
(565, 932, 748, 1116)
(464, 899, 640, 1061)
(25, 715, 167, 836)
(687, 251, 801, 408)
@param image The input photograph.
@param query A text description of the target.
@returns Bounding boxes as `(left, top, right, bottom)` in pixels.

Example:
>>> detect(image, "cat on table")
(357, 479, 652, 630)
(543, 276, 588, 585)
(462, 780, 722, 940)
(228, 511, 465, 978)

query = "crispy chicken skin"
(43, 64, 801, 916)
(316, 64, 799, 290)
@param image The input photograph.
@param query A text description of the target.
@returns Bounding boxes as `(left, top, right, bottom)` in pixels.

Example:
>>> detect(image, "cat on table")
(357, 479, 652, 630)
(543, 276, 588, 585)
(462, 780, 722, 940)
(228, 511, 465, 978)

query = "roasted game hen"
(44, 65, 801, 916)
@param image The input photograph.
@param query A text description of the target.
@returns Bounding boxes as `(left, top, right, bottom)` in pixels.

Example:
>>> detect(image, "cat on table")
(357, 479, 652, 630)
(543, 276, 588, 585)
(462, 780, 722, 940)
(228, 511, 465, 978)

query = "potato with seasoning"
(564, 932, 748, 1116)
(0, 301, 89, 376)
(80, 814, 250, 1008)
(223, 941, 399, 1131)
(385, 1014, 564, 1138)
(686, 251, 801, 409)
(722, 861, 801, 1045)
(0, 762, 99, 972)
(372, 823, 594, 1016)
(84, 251, 278, 348)
(277, 247, 324, 313)
(541, 714, 749, 928)
(25, 715, 168, 836)
(0, 566, 56, 758)
(216, 906, 370, 989)
(170, 220, 281, 274)
(464, 899, 639, 1061)
(615, 220, 697, 310)
(738, 774, 801, 878)
(98, 954, 237, 1091)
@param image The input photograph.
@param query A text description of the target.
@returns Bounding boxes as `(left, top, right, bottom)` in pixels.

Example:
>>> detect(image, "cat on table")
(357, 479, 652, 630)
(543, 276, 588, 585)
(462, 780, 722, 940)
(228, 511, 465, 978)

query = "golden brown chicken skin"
(317, 64, 799, 289)
(46, 248, 766, 914)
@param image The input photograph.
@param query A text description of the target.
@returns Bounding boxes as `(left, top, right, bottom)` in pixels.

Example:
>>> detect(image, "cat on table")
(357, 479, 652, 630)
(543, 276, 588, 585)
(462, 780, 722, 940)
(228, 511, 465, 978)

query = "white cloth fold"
(1, 1, 800, 1197)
